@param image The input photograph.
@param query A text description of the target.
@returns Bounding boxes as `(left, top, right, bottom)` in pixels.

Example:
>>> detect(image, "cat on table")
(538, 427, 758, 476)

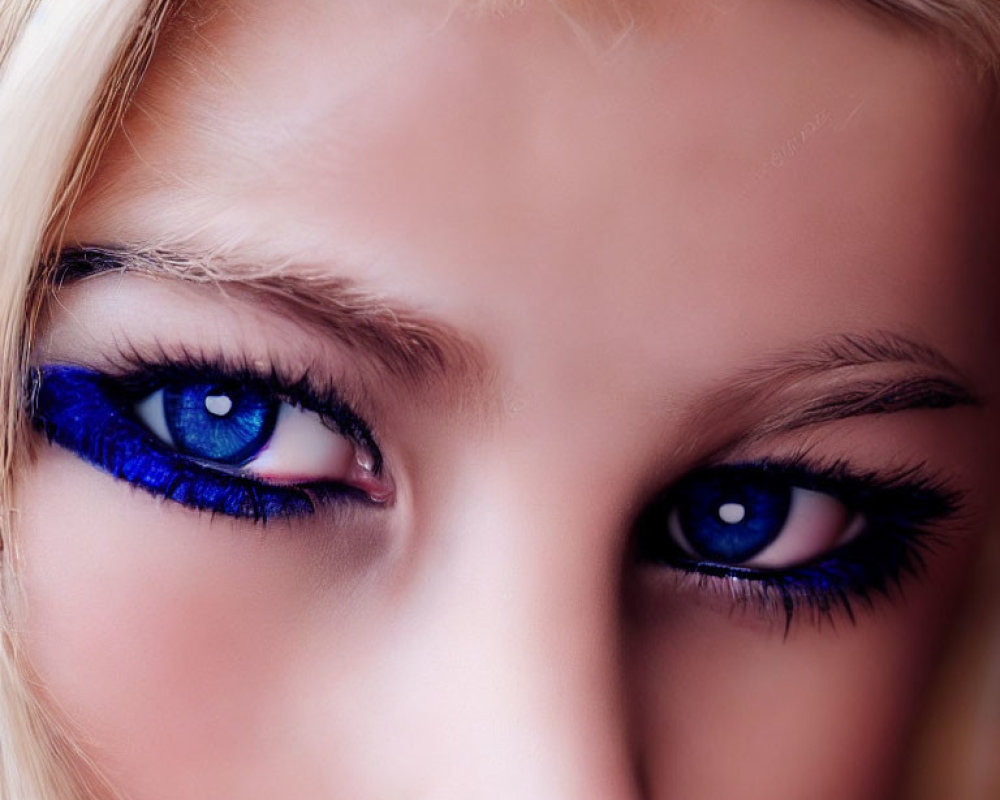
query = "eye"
(29, 364, 392, 521)
(633, 460, 962, 628)
(662, 467, 863, 569)
(135, 381, 377, 487)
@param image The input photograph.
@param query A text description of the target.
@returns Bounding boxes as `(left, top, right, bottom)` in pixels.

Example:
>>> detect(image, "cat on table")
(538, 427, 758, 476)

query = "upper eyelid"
(63, 331, 380, 422)
(660, 458, 963, 524)
(37, 264, 501, 430)
(49, 246, 492, 392)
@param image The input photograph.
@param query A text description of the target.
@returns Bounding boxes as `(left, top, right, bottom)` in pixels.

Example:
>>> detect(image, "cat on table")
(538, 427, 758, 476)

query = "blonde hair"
(0, 0, 998, 796)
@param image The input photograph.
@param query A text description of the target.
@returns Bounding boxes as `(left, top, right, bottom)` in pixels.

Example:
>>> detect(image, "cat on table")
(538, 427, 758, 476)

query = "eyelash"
(632, 457, 963, 631)
(29, 354, 963, 631)
(28, 354, 386, 522)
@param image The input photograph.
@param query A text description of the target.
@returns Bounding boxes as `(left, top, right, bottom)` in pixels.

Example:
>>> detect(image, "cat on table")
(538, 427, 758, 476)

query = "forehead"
(69, 0, 994, 384)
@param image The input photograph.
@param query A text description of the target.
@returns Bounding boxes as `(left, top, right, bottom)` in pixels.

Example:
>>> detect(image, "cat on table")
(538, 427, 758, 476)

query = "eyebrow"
(692, 331, 980, 450)
(51, 246, 489, 388)
(51, 247, 979, 441)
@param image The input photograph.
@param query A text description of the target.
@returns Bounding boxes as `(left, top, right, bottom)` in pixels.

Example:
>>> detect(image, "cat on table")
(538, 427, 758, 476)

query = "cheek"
(626, 541, 973, 800)
(19, 453, 284, 776)
(15, 445, 385, 796)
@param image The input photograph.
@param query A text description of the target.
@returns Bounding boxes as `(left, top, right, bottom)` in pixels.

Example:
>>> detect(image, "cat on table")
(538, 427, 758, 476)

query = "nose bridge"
(383, 459, 641, 800)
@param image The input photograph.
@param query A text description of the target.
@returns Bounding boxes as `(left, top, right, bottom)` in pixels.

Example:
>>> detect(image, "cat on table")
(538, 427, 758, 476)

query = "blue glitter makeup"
(29, 359, 961, 628)
(634, 460, 961, 628)
(29, 364, 385, 521)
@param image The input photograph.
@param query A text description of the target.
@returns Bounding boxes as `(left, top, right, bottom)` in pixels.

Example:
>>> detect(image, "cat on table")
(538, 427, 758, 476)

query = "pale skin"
(15, 0, 1000, 798)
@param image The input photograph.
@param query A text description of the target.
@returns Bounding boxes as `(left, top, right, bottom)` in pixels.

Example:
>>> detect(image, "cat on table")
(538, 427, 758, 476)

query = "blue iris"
(675, 469, 791, 563)
(163, 382, 277, 465)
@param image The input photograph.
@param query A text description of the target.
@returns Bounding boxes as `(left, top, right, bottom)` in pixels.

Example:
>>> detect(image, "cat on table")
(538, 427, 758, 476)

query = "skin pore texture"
(15, 0, 1000, 798)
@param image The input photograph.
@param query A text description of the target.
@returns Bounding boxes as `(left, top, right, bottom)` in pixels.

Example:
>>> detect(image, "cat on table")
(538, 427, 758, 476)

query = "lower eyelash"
(665, 522, 936, 634)
(28, 365, 371, 522)
(635, 457, 963, 632)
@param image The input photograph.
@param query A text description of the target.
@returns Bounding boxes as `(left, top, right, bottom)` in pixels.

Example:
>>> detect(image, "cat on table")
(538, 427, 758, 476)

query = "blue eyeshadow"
(30, 365, 318, 520)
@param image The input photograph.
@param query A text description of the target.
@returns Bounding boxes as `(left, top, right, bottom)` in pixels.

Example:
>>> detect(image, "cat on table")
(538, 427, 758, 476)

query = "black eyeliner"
(634, 455, 965, 632)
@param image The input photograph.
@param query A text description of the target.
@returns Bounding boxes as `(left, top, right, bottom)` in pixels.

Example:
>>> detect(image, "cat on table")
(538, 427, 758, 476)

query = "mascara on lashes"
(633, 459, 962, 629)
(28, 363, 386, 521)
(28, 361, 963, 630)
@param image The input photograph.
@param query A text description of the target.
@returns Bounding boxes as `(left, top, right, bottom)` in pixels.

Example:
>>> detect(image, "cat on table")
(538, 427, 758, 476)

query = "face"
(16, 0, 1000, 798)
